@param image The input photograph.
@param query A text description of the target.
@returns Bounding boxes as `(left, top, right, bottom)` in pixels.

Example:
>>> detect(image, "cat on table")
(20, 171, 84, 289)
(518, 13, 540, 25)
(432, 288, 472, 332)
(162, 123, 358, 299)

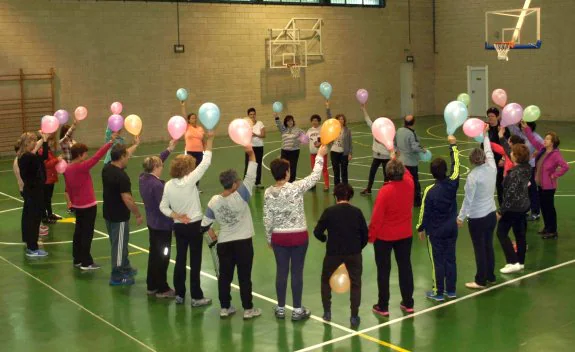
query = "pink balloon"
(356, 89, 369, 105)
(41, 115, 59, 134)
(108, 114, 124, 132)
(501, 103, 524, 127)
(298, 133, 309, 144)
(74, 106, 88, 121)
(111, 102, 123, 115)
(462, 118, 485, 138)
(55, 160, 68, 174)
(371, 117, 396, 151)
(228, 118, 252, 146)
(492, 89, 507, 107)
(167, 115, 187, 140)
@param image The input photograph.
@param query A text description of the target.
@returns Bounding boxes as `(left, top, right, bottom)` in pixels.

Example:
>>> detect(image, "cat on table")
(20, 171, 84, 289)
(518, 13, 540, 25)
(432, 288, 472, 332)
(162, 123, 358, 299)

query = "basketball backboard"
(485, 7, 541, 52)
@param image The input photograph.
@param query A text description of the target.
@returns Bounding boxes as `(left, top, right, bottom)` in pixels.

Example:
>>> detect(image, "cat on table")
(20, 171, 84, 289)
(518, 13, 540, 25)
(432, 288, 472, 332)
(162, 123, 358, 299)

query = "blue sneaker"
(350, 315, 361, 327)
(123, 268, 137, 277)
(425, 291, 445, 302)
(109, 277, 135, 286)
(25, 249, 48, 257)
(446, 292, 457, 299)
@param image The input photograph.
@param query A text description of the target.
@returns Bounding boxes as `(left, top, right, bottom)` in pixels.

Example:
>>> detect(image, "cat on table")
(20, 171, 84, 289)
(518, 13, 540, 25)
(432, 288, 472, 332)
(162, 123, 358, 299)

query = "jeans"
(272, 242, 308, 308)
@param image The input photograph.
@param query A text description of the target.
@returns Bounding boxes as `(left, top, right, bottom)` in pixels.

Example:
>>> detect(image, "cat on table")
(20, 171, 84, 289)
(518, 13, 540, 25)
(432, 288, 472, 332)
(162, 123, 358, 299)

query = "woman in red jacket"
(369, 157, 415, 317)
(39, 134, 62, 224)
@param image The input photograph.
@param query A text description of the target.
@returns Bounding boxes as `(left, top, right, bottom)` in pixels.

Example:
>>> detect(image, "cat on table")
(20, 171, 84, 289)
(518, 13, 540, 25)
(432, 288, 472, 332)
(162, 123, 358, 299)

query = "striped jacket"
(416, 144, 460, 235)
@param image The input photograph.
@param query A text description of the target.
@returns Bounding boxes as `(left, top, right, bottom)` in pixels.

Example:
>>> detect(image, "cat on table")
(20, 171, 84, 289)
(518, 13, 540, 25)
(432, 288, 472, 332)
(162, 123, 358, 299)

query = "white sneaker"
(191, 297, 212, 307)
(500, 263, 522, 274)
(519, 264, 525, 270)
(243, 308, 262, 320)
(220, 306, 236, 318)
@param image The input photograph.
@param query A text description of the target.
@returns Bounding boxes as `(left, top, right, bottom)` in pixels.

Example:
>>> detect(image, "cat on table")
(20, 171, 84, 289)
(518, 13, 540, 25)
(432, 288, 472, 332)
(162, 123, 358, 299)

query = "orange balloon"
(124, 114, 142, 135)
(320, 119, 342, 145)
(329, 264, 350, 294)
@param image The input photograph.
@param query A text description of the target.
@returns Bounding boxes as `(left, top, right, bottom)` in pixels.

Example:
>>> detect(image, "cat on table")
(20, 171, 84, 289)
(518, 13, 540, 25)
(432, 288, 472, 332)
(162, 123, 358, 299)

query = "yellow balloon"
(329, 264, 351, 294)
(124, 114, 142, 135)
(320, 118, 342, 145)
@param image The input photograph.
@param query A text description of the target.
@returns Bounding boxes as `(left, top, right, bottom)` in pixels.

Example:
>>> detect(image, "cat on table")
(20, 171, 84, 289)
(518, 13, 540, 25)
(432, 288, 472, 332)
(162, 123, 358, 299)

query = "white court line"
(0, 207, 22, 214)
(0, 169, 13, 173)
(296, 257, 575, 352)
(130, 140, 284, 159)
(0, 255, 157, 352)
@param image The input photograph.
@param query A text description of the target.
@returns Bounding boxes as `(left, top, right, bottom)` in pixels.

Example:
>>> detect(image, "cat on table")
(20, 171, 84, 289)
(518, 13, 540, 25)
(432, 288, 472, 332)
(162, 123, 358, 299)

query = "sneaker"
(147, 289, 158, 296)
(274, 305, 286, 319)
(446, 292, 457, 299)
(243, 308, 262, 320)
(191, 297, 212, 307)
(220, 306, 237, 318)
(256, 184, 265, 190)
(542, 232, 558, 240)
(360, 189, 371, 196)
(175, 295, 185, 305)
(80, 263, 101, 271)
(67, 208, 75, 214)
(537, 228, 549, 235)
(486, 280, 497, 286)
(291, 306, 311, 321)
(73, 263, 82, 268)
(465, 282, 486, 289)
(500, 263, 522, 274)
(50, 214, 63, 221)
(400, 304, 414, 314)
(122, 268, 138, 277)
(109, 277, 135, 286)
(155, 289, 176, 299)
(519, 264, 525, 270)
(350, 315, 361, 327)
(322, 311, 332, 322)
(527, 213, 540, 221)
(25, 249, 48, 257)
(372, 304, 389, 317)
(425, 291, 445, 302)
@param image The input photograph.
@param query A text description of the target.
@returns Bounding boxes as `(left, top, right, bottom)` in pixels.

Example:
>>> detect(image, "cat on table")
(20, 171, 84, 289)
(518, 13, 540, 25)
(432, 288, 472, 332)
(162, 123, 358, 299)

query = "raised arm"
(325, 100, 332, 119)
(126, 135, 141, 157)
(361, 105, 373, 128)
(521, 122, 544, 151)
(160, 139, 177, 163)
(180, 132, 215, 185)
(238, 146, 257, 202)
(274, 114, 287, 134)
(292, 145, 327, 192)
(59, 120, 77, 144)
(180, 101, 187, 118)
(448, 136, 460, 181)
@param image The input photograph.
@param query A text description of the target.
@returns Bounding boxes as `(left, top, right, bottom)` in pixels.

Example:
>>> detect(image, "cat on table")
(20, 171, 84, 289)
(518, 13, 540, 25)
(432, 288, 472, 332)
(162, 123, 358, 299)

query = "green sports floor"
(1, 116, 574, 352)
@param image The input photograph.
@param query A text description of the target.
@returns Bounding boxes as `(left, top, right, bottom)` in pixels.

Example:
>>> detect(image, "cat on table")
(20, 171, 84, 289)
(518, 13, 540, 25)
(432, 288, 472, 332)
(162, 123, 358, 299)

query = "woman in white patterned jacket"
(264, 144, 328, 321)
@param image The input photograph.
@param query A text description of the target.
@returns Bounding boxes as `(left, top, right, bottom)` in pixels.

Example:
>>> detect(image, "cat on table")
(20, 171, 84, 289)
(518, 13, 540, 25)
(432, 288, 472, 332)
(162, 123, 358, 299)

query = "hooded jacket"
(500, 162, 531, 214)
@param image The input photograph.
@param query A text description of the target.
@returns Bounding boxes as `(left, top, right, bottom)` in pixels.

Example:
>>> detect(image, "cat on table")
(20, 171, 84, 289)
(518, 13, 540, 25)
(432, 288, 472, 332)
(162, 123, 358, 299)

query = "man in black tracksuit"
(417, 136, 460, 301)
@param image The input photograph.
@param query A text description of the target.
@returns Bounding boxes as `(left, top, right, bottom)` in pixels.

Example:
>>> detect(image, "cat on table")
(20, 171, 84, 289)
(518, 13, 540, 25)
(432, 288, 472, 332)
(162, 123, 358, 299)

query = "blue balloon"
(176, 88, 188, 102)
(198, 102, 220, 130)
(444, 101, 468, 135)
(474, 133, 484, 143)
(319, 82, 332, 100)
(419, 150, 432, 162)
(272, 101, 283, 113)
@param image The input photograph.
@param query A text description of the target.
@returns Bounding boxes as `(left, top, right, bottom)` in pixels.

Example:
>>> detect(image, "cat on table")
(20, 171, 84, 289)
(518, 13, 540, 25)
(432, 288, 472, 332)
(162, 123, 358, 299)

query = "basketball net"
(494, 42, 514, 61)
(287, 64, 301, 79)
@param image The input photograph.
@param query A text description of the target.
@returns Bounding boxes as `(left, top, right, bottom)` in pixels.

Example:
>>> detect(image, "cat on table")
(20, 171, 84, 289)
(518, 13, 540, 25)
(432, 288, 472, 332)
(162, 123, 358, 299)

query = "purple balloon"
(501, 103, 523, 127)
(108, 114, 124, 132)
(356, 89, 369, 104)
(54, 109, 69, 125)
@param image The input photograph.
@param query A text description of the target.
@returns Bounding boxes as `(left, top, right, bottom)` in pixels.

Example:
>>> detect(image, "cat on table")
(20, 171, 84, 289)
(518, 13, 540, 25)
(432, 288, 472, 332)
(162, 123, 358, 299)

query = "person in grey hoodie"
(360, 104, 391, 195)
(395, 115, 426, 206)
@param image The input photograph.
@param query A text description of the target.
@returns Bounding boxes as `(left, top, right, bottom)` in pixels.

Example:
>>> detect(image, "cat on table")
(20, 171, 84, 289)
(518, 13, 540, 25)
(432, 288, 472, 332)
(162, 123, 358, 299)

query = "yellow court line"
(358, 333, 411, 352)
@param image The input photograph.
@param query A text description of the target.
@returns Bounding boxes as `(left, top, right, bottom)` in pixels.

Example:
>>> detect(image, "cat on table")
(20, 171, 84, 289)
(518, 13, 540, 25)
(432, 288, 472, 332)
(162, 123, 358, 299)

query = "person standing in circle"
(274, 113, 304, 183)
(245, 108, 265, 189)
(182, 102, 206, 188)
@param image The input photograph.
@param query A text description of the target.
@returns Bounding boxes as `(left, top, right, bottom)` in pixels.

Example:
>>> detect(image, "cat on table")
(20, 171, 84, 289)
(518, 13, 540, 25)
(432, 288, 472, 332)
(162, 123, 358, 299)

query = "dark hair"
(60, 124, 71, 140)
(335, 114, 347, 127)
(71, 143, 89, 160)
(430, 158, 448, 180)
(110, 144, 128, 162)
(187, 113, 197, 123)
(511, 144, 530, 164)
(526, 122, 537, 132)
(14, 139, 20, 153)
(486, 107, 500, 117)
(404, 115, 415, 127)
(270, 158, 290, 181)
(546, 132, 560, 148)
(385, 159, 405, 181)
(310, 114, 321, 123)
(334, 183, 354, 201)
(247, 108, 256, 115)
(219, 169, 240, 190)
(283, 115, 295, 128)
(509, 135, 525, 145)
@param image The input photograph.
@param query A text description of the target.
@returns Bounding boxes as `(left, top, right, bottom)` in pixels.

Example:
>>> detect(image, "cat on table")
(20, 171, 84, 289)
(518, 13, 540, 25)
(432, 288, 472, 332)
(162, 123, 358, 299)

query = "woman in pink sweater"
(522, 121, 569, 239)
(64, 135, 116, 270)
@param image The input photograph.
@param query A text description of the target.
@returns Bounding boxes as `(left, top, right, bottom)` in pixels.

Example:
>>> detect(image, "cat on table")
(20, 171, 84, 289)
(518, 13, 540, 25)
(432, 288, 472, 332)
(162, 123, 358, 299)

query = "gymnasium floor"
(1, 116, 574, 352)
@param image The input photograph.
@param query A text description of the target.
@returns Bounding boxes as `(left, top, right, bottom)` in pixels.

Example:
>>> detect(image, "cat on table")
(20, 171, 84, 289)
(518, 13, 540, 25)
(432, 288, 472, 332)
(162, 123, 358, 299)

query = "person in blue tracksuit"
(416, 135, 460, 302)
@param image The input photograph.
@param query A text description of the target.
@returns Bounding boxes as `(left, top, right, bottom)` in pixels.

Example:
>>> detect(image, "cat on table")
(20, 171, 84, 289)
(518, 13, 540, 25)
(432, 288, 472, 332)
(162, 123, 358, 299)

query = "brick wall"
(0, 0, 435, 147)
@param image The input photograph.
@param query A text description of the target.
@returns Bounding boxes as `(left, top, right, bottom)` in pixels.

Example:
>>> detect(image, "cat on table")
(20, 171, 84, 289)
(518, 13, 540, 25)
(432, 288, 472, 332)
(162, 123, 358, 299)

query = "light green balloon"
(457, 93, 470, 107)
(523, 105, 541, 122)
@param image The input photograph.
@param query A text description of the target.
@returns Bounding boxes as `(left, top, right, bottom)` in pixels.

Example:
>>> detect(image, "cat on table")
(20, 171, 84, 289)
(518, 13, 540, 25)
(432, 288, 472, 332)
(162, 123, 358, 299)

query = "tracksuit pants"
(217, 238, 254, 309)
(106, 220, 132, 280)
(426, 227, 457, 295)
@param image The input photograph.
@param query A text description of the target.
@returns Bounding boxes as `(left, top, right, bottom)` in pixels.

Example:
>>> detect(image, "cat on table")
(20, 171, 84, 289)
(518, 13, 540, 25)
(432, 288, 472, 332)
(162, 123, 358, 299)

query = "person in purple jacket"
(522, 121, 570, 239)
(139, 139, 184, 298)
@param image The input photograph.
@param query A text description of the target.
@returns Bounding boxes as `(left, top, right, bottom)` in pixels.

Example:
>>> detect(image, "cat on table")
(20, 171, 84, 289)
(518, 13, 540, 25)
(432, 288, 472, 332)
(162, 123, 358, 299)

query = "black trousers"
(187, 151, 203, 186)
(405, 166, 421, 206)
(22, 190, 43, 251)
(147, 227, 172, 293)
(244, 146, 263, 185)
(529, 167, 540, 215)
(468, 212, 497, 286)
(330, 151, 349, 185)
(43, 183, 55, 218)
(281, 149, 300, 183)
(539, 188, 557, 233)
(496, 167, 504, 206)
(217, 238, 254, 309)
(72, 205, 97, 266)
(321, 254, 362, 316)
(497, 211, 527, 265)
(173, 221, 204, 299)
(374, 237, 414, 309)
(366, 158, 389, 190)
(427, 229, 457, 295)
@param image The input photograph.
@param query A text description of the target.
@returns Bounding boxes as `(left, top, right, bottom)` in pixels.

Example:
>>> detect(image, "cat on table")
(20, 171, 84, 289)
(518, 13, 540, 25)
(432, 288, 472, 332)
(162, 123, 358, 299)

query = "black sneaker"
(350, 315, 361, 327)
(50, 214, 63, 221)
(526, 213, 540, 221)
(542, 232, 558, 240)
(360, 189, 371, 196)
(322, 311, 331, 322)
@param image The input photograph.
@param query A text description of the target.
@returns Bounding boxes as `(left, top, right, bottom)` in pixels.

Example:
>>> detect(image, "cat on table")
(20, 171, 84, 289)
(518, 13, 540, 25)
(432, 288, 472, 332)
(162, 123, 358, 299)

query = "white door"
(467, 66, 488, 117)
(400, 63, 414, 117)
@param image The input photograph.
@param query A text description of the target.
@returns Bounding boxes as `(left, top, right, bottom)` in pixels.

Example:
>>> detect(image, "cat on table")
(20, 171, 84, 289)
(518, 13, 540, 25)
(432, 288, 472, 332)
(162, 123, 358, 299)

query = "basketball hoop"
(287, 64, 301, 79)
(494, 41, 514, 61)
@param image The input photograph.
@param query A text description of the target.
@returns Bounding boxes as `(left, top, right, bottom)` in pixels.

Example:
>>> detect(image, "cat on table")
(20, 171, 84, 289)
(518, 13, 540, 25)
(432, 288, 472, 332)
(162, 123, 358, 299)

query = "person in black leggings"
(274, 114, 304, 183)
